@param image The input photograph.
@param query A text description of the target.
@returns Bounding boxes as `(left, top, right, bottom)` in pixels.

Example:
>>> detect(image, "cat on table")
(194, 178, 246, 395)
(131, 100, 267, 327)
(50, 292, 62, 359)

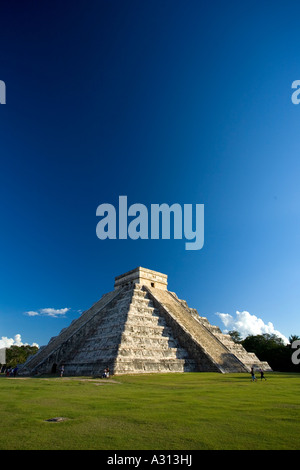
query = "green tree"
(241, 333, 300, 372)
(228, 330, 243, 343)
(5, 345, 38, 369)
(289, 335, 300, 345)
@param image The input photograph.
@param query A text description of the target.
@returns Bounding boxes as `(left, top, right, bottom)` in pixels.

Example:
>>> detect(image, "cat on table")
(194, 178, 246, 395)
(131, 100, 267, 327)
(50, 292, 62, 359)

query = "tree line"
(229, 331, 300, 372)
(0, 345, 39, 371)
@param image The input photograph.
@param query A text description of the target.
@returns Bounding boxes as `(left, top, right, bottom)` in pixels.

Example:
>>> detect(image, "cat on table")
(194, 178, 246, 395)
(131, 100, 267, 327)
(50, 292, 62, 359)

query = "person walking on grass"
(260, 368, 266, 380)
(251, 367, 257, 382)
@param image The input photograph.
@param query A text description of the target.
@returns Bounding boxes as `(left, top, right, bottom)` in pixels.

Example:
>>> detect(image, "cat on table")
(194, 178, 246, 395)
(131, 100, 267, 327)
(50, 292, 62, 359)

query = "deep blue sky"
(0, 1, 299, 347)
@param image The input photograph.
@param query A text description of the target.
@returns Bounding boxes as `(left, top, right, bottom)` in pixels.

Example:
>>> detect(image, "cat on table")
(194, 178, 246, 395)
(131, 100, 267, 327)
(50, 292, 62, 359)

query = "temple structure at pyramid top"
(114, 267, 168, 291)
(20, 267, 271, 376)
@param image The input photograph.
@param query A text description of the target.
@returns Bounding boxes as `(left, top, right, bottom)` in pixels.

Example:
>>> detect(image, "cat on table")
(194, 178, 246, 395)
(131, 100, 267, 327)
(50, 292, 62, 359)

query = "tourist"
(251, 367, 257, 382)
(260, 368, 266, 380)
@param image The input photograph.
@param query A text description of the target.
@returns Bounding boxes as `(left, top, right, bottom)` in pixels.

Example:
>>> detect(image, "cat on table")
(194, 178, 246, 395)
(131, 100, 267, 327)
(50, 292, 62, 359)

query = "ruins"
(20, 267, 271, 376)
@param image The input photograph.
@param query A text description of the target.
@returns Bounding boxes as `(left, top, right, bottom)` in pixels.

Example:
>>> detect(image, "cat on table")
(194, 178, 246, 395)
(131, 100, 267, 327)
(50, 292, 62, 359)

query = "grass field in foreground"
(0, 372, 299, 450)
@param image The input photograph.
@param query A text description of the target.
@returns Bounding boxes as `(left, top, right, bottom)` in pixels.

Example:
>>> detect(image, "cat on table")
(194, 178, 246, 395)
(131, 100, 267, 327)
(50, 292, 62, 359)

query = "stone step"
(131, 289, 148, 298)
(73, 342, 191, 361)
(65, 355, 199, 373)
(114, 358, 198, 374)
(130, 297, 155, 307)
(122, 324, 168, 335)
(127, 305, 159, 316)
(120, 333, 180, 347)
(125, 315, 162, 326)
(82, 317, 171, 336)
(117, 347, 191, 359)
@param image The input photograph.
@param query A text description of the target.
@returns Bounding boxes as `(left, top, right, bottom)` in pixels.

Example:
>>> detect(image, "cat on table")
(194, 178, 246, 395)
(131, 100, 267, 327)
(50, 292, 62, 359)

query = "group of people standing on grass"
(251, 367, 266, 382)
(102, 367, 110, 378)
(3, 366, 18, 377)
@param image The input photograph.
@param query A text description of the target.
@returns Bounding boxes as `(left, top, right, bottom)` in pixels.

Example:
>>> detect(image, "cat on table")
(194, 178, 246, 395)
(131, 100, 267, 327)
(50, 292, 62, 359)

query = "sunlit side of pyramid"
(20, 267, 271, 376)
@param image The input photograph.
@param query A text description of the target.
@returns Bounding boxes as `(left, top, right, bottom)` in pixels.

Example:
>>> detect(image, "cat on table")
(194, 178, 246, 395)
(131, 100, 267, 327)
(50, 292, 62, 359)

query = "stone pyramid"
(20, 267, 271, 376)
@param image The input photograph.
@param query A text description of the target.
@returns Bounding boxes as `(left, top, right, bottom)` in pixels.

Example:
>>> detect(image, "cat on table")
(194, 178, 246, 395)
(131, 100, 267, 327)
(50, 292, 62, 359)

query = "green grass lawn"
(0, 372, 299, 450)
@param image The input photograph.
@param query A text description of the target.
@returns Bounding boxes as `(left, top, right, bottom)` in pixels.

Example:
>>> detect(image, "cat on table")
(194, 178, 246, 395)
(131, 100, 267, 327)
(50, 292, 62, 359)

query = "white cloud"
(39, 307, 70, 317)
(0, 334, 39, 349)
(26, 310, 39, 317)
(216, 310, 289, 344)
(25, 307, 70, 318)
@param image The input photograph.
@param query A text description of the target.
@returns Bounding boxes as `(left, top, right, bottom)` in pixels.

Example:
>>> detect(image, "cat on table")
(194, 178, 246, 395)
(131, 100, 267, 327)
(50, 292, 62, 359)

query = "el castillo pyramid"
(20, 267, 271, 376)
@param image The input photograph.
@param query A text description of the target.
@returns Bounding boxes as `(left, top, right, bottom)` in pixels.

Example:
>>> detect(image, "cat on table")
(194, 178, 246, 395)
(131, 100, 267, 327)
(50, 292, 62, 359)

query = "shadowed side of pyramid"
(19, 267, 272, 376)
(19, 288, 128, 376)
